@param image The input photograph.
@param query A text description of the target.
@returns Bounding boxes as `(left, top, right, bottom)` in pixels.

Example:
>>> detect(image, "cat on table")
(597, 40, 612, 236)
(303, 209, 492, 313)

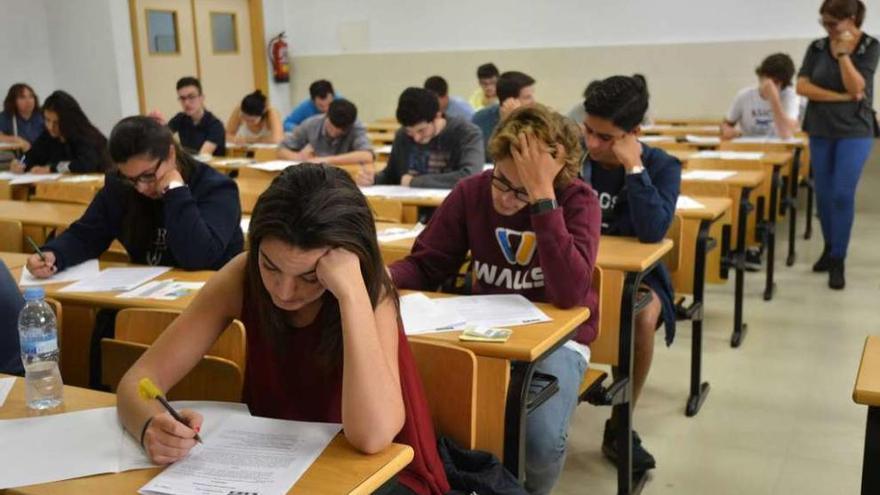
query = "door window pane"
(211, 12, 238, 53)
(146, 10, 179, 54)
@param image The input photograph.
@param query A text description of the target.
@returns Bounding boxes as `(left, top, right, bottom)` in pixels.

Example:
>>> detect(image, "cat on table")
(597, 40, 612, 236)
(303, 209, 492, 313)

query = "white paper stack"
(360, 185, 451, 200)
(681, 170, 736, 181)
(58, 266, 171, 293)
(676, 195, 706, 210)
(19, 259, 101, 286)
(248, 160, 300, 172)
(399, 293, 552, 335)
(692, 151, 765, 160)
(684, 135, 721, 145)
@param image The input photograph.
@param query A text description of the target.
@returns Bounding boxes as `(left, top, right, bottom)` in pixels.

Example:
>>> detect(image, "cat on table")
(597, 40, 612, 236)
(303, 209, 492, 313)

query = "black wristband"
(530, 198, 559, 215)
(140, 417, 154, 450)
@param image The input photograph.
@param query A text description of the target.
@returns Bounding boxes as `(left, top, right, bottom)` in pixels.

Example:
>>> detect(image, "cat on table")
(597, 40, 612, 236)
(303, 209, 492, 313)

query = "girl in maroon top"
(116, 164, 450, 495)
(391, 104, 600, 495)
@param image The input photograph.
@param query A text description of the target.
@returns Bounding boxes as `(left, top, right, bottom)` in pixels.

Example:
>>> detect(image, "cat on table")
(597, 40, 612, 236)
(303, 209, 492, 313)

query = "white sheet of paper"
(7, 173, 63, 185)
(211, 158, 252, 167)
(0, 377, 15, 407)
(399, 293, 467, 335)
(119, 401, 251, 472)
(681, 170, 736, 181)
(375, 144, 392, 154)
(58, 266, 171, 293)
(733, 136, 805, 145)
(684, 135, 721, 145)
(434, 294, 552, 328)
(57, 175, 102, 183)
(19, 259, 101, 286)
(138, 415, 341, 495)
(676, 195, 705, 210)
(692, 151, 765, 160)
(248, 143, 280, 149)
(0, 407, 121, 489)
(360, 185, 451, 200)
(240, 216, 251, 234)
(638, 135, 675, 143)
(377, 224, 424, 243)
(248, 160, 300, 172)
(116, 280, 205, 300)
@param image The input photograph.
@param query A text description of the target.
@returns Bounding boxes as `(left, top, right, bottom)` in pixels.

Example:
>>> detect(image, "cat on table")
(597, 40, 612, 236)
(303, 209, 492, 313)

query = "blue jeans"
(809, 136, 874, 258)
(524, 345, 588, 495)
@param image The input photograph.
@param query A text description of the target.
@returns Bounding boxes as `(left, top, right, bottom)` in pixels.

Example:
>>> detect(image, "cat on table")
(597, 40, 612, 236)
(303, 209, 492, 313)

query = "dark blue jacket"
(44, 160, 243, 272)
(583, 144, 681, 345)
(0, 261, 24, 375)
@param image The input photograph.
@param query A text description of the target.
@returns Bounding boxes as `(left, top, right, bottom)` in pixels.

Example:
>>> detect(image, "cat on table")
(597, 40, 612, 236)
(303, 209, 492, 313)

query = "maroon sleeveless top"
(241, 292, 450, 495)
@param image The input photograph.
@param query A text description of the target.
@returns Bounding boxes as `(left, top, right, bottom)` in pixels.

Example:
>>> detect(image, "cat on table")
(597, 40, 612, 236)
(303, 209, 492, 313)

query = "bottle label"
(21, 337, 58, 355)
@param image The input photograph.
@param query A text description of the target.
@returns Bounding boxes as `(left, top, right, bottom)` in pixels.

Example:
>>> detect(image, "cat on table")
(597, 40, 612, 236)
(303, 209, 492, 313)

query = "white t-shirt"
(726, 86, 799, 137)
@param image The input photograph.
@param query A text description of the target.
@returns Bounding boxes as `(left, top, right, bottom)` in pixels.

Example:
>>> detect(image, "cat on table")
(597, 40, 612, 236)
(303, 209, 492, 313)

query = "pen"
(25, 236, 46, 262)
(138, 378, 203, 443)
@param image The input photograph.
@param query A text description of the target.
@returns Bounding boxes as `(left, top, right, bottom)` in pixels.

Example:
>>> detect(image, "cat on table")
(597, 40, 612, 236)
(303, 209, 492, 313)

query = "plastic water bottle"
(18, 287, 63, 410)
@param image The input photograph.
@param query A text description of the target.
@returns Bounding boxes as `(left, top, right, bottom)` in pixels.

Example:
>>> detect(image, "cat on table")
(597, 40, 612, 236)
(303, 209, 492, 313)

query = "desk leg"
(804, 161, 814, 240)
(763, 166, 780, 301)
(787, 149, 802, 266)
(615, 271, 649, 495)
(686, 220, 712, 417)
(503, 360, 535, 480)
(862, 406, 880, 494)
(731, 187, 753, 348)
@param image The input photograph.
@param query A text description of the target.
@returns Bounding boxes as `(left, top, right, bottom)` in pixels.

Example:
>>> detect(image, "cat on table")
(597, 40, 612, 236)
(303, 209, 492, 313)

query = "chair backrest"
(409, 339, 477, 449)
(31, 181, 100, 205)
(588, 265, 622, 367)
(252, 147, 278, 162)
(103, 308, 246, 401)
(368, 197, 405, 223)
(662, 214, 683, 273)
(0, 219, 23, 252)
(680, 180, 730, 198)
(719, 141, 792, 153)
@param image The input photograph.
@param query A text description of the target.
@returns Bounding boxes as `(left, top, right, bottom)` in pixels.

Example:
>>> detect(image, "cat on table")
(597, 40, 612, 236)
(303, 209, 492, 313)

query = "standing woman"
(10, 90, 110, 174)
(0, 83, 44, 152)
(797, 0, 879, 289)
(225, 90, 283, 145)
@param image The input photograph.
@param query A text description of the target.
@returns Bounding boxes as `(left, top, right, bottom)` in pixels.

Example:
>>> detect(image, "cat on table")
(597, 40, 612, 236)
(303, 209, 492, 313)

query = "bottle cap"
(23, 287, 45, 302)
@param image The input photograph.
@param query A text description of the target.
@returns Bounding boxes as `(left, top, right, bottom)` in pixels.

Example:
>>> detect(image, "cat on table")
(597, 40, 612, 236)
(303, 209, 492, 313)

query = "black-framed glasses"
(491, 172, 530, 203)
(177, 93, 200, 102)
(117, 158, 162, 187)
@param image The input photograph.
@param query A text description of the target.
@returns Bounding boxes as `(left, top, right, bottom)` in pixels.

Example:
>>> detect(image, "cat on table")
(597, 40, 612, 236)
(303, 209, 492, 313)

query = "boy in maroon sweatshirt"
(390, 104, 600, 495)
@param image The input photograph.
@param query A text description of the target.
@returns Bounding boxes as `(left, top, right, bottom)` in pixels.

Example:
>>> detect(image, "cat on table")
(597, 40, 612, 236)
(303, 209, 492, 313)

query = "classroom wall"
(0, 0, 56, 111)
(280, 1, 880, 122)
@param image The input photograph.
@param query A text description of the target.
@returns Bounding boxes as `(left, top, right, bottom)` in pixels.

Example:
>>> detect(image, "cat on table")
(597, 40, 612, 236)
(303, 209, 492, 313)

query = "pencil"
(25, 236, 46, 262)
(138, 378, 203, 443)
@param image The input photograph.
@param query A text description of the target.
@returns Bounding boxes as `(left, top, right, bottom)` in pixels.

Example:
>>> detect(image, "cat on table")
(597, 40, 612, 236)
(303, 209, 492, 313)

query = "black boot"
(829, 257, 845, 290)
(813, 245, 832, 272)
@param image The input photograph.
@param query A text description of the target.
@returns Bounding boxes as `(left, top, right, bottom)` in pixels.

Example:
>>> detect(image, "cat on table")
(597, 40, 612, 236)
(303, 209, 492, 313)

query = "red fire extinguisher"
(268, 32, 290, 83)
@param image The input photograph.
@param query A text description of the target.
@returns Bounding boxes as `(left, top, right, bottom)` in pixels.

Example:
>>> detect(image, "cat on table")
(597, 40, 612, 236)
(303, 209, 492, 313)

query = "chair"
(101, 308, 246, 402)
(409, 339, 477, 449)
(0, 219, 23, 252)
(252, 147, 278, 162)
(578, 266, 609, 401)
(368, 197, 405, 223)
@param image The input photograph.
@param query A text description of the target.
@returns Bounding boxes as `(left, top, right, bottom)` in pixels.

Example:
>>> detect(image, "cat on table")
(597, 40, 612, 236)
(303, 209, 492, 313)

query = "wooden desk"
(1, 251, 31, 270)
(853, 336, 880, 494)
(673, 197, 732, 417)
(682, 169, 764, 348)
(366, 122, 400, 133)
(0, 199, 86, 230)
(653, 118, 722, 126)
(640, 124, 721, 137)
(0, 375, 414, 495)
(367, 132, 396, 146)
(31, 176, 104, 205)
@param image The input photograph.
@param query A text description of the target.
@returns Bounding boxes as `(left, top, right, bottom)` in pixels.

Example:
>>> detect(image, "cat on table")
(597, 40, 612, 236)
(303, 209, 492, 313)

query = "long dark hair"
(108, 115, 199, 252)
(42, 91, 106, 151)
(245, 164, 397, 367)
(3, 83, 40, 117)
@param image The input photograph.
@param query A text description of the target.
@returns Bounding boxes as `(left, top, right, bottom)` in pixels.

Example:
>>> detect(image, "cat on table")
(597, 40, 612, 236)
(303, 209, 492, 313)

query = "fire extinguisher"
(268, 32, 290, 83)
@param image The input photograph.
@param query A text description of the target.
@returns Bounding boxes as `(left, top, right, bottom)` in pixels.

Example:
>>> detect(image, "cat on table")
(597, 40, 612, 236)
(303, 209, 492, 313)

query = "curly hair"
(756, 53, 796, 89)
(488, 104, 583, 189)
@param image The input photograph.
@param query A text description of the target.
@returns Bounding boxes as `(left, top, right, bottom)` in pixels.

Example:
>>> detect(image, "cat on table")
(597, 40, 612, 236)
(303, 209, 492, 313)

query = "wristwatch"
(626, 164, 645, 175)
(530, 198, 559, 215)
(164, 180, 186, 192)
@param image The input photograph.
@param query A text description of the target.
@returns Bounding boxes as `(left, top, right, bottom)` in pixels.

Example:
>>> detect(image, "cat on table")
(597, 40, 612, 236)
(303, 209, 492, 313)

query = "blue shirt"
(283, 95, 343, 132)
(470, 104, 500, 162)
(168, 110, 226, 156)
(445, 97, 474, 121)
(0, 111, 45, 144)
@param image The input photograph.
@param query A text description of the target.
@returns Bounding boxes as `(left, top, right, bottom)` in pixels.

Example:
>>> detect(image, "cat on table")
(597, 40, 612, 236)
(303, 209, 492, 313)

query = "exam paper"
(733, 136, 805, 145)
(3, 173, 63, 185)
(248, 160, 300, 172)
(240, 216, 251, 234)
(57, 175, 103, 183)
(681, 170, 736, 181)
(377, 224, 424, 243)
(248, 143, 280, 149)
(116, 280, 205, 300)
(211, 158, 252, 167)
(360, 185, 451, 200)
(375, 144, 393, 154)
(19, 259, 101, 286)
(0, 377, 14, 407)
(58, 266, 171, 293)
(638, 135, 675, 143)
(676, 196, 705, 210)
(684, 135, 721, 145)
(139, 415, 341, 495)
(399, 293, 467, 335)
(692, 151, 765, 160)
(434, 294, 552, 329)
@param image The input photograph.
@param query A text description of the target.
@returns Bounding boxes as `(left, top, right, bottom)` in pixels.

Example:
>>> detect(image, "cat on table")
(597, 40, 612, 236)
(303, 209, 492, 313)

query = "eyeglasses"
(177, 93, 200, 102)
(819, 18, 841, 30)
(117, 158, 162, 187)
(491, 172, 530, 203)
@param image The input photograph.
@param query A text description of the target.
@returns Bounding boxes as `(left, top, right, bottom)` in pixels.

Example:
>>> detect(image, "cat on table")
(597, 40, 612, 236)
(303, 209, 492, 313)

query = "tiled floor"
(557, 148, 880, 494)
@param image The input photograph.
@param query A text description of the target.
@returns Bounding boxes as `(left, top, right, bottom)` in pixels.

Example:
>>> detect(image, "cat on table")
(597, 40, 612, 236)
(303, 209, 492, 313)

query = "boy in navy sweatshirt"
(581, 75, 681, 474)
(391, 104, 600, 495)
